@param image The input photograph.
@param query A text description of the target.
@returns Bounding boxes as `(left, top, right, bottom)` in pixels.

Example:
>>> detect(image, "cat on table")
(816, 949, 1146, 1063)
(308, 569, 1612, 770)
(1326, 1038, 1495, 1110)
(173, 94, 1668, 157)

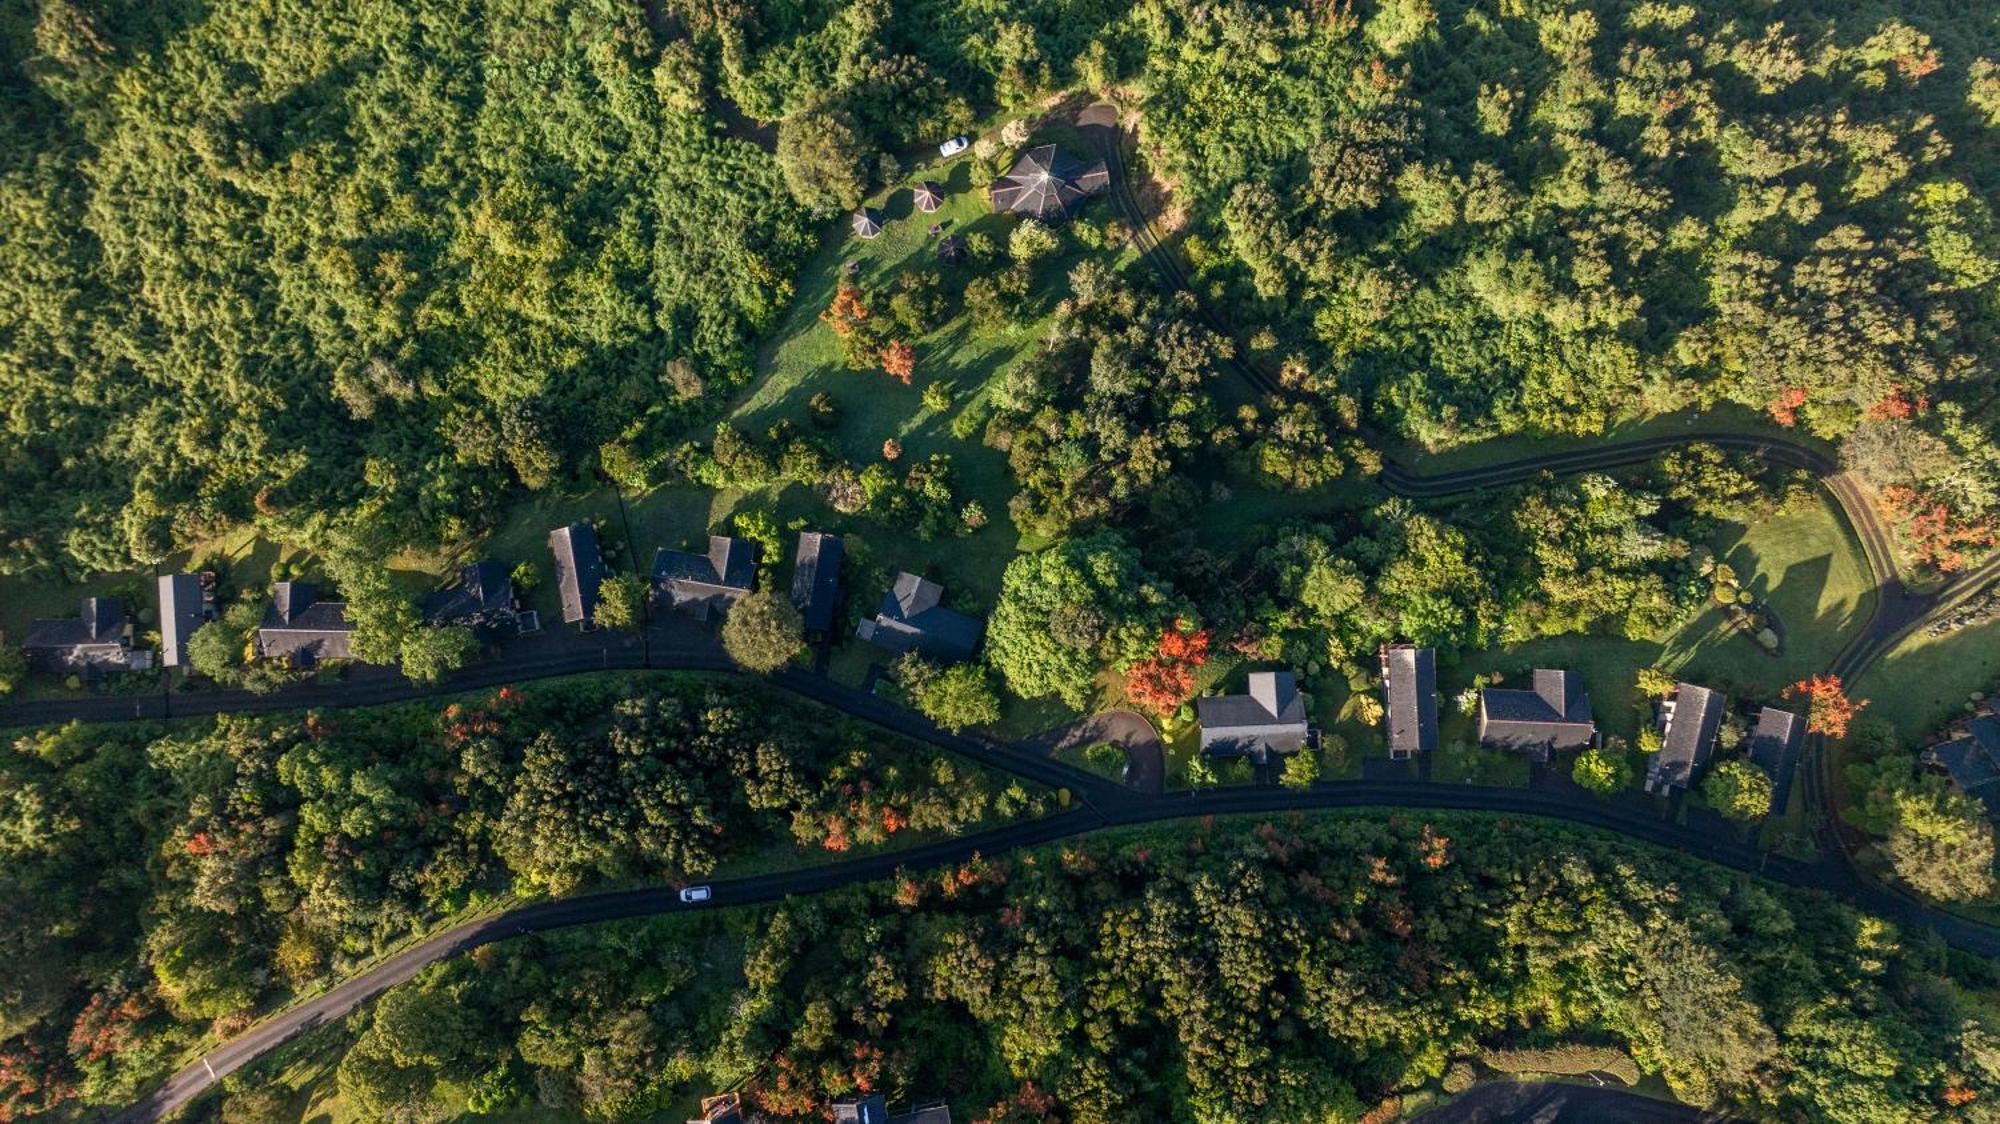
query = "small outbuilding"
(912, 181, 944, 213)
(937, 234, 966, 265)
(853, 209, 882, 238)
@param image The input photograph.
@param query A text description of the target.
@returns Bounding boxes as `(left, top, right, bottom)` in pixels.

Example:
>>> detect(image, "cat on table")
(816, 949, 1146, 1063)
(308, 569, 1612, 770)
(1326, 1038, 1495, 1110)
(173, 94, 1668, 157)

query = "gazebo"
(988, 144, 1110, 220)
(852, 209, 882, 239)
(913, 181, 945, 213)
(937, 234, 966, 265)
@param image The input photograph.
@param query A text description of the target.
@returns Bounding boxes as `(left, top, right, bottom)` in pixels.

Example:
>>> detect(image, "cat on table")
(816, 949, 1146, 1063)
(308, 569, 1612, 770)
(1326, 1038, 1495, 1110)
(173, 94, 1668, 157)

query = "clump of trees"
(986, 264, 1229, 538)
(0, 676, 1049, 1116)
(1843, 719, 1997, 903)
(985, 532, 1190, 708)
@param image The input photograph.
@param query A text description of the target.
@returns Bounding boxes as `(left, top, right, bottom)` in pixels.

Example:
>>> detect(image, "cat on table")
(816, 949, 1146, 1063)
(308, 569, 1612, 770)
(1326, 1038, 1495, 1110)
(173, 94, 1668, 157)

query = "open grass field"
(1449, 491, 1875, 745)
(1856, 616, 2000, 742)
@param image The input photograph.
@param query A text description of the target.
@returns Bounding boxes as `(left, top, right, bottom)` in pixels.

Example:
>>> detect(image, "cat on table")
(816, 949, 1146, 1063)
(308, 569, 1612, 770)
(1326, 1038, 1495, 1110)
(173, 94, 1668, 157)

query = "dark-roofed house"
(989, 144, 1110, 220)
(853, 209, 882, 238)
(24, 597, 134, 673)
(792, 532, 844, 633)
(913, 181, 944, 213)
(158, 574, 212, 670)
(1748, 705, 1805, 816)
(654, 536, 758, 621)
(549, 523, 605, 628)
(1478, 669, 1595, 761)
(257, 582, 355, 665)
(1646, 682, 1728, 794)
(1379, 645, 1438, 760)
(856, 572, 983, 663)
(424, 561, 516, 634)
(1925, 714, 2000, 817)
(1199, 670, 1310, 765)
(686, 1093, 743, 1124)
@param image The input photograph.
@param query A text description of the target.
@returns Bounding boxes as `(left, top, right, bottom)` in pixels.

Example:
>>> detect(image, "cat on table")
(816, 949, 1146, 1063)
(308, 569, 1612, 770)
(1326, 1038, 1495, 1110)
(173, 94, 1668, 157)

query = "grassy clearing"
(1856, 616, 2000, 741)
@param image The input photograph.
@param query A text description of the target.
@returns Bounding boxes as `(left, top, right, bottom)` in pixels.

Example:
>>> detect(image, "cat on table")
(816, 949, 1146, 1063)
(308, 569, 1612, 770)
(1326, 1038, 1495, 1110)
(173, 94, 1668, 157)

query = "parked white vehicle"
(678, 885, 712, 904)
(939, 135, 971, 157)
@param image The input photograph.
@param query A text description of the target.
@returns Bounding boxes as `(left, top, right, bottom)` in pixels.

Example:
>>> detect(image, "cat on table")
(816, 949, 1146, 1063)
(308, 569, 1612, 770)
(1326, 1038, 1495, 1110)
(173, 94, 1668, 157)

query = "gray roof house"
(1478, 669, 1595, 761)
(792, 531, 844, 633)
(989, 144, 1110, 220)
(257, 582, 355, 665)
(1747, 705, 1805, 816)
(1380, 645, 1438, 759)
(1199, 670, 1310, 765)
(158, 574, 211, 670)
(1646, 683, 1728, 794)
(549, 523, 605, 627)
(424, 560, 515, 632)
(654, 536, 758, 622)
(1925, 714, 2000, 817)
(856, 572, 983, 663)
(24, 597, 134, 673)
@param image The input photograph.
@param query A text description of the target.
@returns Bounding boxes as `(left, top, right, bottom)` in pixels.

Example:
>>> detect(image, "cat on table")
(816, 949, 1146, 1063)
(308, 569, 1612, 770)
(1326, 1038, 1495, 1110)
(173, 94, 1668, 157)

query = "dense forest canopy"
(225, 816, 2000, 1123)
(2, 0, 1996, 579)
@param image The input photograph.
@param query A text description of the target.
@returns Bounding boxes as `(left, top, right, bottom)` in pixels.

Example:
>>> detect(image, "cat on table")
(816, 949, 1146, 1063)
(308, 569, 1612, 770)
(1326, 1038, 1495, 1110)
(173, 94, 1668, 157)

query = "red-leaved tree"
(1783, 674, 1867, 739)
(880, 340, 915, 384)
(1880, 485, 1996, 573)
(1124, 621, 1211, 713)
(1767, 386, 1809, 427)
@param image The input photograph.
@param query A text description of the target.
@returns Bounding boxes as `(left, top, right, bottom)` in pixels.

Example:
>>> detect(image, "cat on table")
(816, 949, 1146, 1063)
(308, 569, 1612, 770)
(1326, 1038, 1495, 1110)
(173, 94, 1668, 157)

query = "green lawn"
(1449, 491, 1874, 745)
(1856, 615, 2000, 741)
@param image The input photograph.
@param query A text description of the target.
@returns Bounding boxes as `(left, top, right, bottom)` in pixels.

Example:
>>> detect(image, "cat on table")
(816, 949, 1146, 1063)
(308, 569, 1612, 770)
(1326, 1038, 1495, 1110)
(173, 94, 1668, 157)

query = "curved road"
(73, 104, 2000, 1120)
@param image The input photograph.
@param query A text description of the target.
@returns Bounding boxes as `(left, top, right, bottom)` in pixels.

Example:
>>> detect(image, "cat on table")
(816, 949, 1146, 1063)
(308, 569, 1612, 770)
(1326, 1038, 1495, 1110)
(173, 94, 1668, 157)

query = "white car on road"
(678, 885, 712, 904)
(939, 135, 971, 157)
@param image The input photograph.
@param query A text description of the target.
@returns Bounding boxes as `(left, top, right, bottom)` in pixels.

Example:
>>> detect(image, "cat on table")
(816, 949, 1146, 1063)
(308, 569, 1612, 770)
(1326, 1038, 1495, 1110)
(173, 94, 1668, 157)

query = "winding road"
(58, 103, 2000, 1121)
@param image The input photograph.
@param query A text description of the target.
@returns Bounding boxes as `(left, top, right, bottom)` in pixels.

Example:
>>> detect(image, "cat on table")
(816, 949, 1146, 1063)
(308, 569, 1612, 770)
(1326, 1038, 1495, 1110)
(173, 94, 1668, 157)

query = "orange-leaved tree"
(1124, 620, 1212, 714)
(880, 340, 915, 384)
(1783, 674, 1867, 739)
